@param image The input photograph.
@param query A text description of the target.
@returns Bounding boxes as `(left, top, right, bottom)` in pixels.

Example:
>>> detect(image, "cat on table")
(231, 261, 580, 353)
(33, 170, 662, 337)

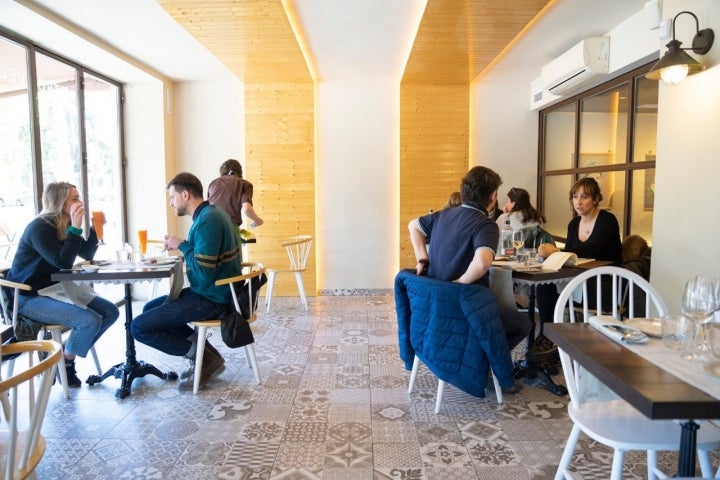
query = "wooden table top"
(545, 322, 720, 420)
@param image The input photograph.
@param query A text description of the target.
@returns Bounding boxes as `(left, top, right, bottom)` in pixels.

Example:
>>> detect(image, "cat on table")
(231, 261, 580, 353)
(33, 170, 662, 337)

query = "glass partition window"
(539, 63, 656, 244)
(0, 29, 125, 256)
(0, 36, 34, 249)
(36, 52, 82, 188)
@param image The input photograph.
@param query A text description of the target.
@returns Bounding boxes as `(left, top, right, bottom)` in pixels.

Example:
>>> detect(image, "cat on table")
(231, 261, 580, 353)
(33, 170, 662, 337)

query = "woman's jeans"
(130, 288, 227, 357)
(18, 294, 119, 357)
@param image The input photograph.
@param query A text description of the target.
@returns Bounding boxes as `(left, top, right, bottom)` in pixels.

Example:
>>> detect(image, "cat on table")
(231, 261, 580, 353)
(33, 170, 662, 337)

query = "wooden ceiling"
(158, 0, 552, 85)
(403, 0, 551, 85)
(158, 0, 311, 84)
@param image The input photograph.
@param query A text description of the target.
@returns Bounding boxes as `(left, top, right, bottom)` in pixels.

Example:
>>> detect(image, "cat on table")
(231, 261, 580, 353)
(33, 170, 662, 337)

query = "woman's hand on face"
(69, 202, 85, 228)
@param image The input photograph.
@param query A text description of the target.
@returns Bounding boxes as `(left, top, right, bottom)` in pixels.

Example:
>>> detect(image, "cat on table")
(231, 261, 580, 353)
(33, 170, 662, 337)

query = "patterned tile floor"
(21, 294, 711, 479)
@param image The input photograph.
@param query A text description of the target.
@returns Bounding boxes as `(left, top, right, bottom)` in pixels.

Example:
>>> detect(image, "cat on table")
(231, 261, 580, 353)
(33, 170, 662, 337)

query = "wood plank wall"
(399, 86, 469, 268)
(244, 83, 316, 296)
(159, 0, 316, 297)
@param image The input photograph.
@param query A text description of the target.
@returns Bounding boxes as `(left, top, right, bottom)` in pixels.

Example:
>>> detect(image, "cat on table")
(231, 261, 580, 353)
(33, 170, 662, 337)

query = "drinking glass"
(91, 211, 105, 245)
(511, 230, 524, 258)
(661, 315, 695, 351)
(681, 276, 718, 362)
(137, 229, 148, 257)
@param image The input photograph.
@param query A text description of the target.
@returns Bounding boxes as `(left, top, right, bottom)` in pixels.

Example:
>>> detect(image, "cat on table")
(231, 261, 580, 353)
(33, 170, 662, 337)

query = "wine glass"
(681, 276, 718, 362)
(511, 230, 525, 258)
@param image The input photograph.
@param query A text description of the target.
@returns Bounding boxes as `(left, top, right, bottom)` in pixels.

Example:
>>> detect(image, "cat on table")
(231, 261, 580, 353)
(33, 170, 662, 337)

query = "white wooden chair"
(264, 235, 312, 313)
(0, 277, 102, 399)
(407, 355, 503, 412)
(189, 262, 265, 394)
(553, 266, 720, 480)
(1, 340, 61, 480)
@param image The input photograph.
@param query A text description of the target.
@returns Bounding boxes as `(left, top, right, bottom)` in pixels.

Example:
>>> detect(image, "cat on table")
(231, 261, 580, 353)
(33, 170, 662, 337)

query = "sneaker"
(64, 359, 82, 388)
(178, 343, 225, 391)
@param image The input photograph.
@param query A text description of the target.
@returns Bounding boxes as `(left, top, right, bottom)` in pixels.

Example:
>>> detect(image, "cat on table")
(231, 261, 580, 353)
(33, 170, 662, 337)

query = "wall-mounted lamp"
(646, 10, 714, 85)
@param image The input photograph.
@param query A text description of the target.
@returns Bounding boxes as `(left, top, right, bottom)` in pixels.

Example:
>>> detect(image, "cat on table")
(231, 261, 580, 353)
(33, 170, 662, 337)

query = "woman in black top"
(536, 177, 622, 324)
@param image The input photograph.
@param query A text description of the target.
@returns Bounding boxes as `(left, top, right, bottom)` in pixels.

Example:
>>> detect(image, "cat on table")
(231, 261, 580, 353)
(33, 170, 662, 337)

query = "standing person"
(6, 182, 119, 387)
(207, 159, 263, 228)
(536, 177, 622, 323)
(131, 172, 243, 390)
(408, 166, 529, 392)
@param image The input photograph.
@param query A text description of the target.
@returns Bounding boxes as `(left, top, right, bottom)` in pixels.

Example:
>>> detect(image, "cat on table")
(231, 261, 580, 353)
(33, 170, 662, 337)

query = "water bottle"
(501, 219, 514, 256)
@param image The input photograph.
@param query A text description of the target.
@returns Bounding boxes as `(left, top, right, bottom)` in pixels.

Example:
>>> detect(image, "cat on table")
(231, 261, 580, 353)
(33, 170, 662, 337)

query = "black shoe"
(501, 380, 524, 395)
(64, 360, 82, 388)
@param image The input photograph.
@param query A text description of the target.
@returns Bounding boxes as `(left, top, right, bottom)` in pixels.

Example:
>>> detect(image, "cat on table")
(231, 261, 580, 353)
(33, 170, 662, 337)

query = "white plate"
(703, 360, 720, 379)
(625, 318, 662, 338)
(142, 257, 176, 266)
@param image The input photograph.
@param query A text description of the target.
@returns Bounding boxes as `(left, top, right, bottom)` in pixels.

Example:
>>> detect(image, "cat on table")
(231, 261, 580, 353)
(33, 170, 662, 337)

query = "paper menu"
(541, 251, 579, 271)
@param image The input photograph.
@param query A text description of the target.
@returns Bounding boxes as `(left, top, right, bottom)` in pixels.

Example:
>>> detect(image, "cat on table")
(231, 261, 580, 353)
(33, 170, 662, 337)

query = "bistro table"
(546, 322, 720, 477)
(51, 260, 183, 399)
(491, 260, 613, 396)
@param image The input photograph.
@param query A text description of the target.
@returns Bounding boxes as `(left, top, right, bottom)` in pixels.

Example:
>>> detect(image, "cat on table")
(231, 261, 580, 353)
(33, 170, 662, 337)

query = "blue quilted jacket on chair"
(394, 269, 515, 397)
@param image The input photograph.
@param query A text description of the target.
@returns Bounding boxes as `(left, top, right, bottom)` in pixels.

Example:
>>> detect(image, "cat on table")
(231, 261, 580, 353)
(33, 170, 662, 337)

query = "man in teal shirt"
(131, 172, 243, 390)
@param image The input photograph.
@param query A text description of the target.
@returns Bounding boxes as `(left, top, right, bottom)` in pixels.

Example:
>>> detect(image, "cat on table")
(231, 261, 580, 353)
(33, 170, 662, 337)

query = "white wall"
(474, 0, 720, 313)
(172, 76, 245, 235)
(316, 79, 399, 290)
(123, 81, 167, 244)
(652, 0, 720, 313)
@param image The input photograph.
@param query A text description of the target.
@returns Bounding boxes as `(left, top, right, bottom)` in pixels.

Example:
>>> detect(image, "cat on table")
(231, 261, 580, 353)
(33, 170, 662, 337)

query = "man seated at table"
(407, 166, 529, 393)
(131, 172, 243, 390)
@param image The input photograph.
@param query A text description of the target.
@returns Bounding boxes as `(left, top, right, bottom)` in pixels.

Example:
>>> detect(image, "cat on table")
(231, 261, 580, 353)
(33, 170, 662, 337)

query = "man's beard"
(175, 205, 187, 216)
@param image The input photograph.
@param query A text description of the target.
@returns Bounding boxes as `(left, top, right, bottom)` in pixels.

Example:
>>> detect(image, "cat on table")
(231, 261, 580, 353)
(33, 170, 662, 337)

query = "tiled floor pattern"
(14, 294, 714, 479)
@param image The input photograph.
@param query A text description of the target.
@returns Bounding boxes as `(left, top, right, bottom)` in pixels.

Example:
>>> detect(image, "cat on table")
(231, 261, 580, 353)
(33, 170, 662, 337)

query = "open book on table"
(540, 252, 594, 271)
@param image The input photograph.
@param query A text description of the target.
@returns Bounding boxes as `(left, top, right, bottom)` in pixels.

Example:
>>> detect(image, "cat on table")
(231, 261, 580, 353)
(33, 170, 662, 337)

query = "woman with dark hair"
(6, 182, 119, 387)
(495, 187, 546, 252)
(536, 177, 622, 323)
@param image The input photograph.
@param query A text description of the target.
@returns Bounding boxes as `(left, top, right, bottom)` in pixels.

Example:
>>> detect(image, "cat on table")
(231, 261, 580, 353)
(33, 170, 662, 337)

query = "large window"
(539, 63, 657, 243)
(0, 29, 125, 257)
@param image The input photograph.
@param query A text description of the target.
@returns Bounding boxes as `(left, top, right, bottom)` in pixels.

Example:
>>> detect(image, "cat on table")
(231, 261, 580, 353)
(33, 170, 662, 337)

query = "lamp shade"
(645, 39, 706, 82)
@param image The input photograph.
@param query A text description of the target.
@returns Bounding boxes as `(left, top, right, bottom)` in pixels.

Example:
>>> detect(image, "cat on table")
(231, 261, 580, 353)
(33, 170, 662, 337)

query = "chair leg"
(244, 343, 261, 385)
(294, 271, 308, 311)
(193, 326, 208, 394)
(697, 448, 713, 479)
(610, 449, 625, 480)
(90, 346, 102, 375)
(50, 330, 70, 399)
(434, 380, 445, 413)
(647, 450, 658, 480)
(555, 424, 581, 480)
(265, 272, 277, 313)
(491, 371, 503, 404)
(408, 356, 420, 394)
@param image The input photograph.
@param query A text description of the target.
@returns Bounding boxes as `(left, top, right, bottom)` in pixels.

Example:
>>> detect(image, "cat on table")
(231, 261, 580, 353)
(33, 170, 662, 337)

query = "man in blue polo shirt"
(408, 166, 530, 373)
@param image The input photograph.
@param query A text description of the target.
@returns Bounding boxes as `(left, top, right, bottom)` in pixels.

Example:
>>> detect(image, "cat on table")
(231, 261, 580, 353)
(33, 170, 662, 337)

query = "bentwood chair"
(553, 266, 720, 480)
(188, 262, 265, 394)
(1, 340, 61, 480)
(265, 235, 312, 313)
(0, 277, 102, 399)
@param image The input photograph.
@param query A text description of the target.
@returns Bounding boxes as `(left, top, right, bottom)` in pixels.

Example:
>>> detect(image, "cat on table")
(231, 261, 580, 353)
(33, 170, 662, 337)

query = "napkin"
(588, 315, 648, 344)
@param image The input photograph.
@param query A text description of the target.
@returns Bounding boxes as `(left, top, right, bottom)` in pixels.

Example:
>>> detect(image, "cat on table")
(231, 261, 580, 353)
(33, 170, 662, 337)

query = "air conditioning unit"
(542, 37, 610, 96)
(530, 77, 560, 111)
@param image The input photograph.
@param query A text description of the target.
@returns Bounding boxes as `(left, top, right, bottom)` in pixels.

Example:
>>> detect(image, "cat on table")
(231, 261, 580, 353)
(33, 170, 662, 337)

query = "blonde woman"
(6, 182, 119, 387)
